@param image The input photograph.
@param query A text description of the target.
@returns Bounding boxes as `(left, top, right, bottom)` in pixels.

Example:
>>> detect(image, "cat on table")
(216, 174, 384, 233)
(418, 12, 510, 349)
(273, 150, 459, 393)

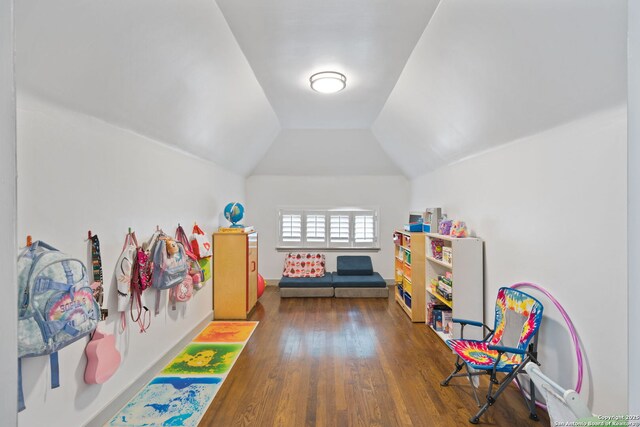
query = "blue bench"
(278, 255, 389, 298)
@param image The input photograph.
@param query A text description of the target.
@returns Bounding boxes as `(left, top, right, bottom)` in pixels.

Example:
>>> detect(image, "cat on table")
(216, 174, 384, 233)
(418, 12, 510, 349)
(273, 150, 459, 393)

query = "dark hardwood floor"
(200, 287, 549, 427)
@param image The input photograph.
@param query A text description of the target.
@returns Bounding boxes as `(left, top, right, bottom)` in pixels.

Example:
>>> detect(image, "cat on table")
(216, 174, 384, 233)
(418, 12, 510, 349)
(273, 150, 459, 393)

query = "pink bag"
(84, 329, 121, 384)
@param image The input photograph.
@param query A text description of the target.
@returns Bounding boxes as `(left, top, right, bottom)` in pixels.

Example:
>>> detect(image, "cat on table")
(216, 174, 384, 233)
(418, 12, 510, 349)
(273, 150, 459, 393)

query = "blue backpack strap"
(18, 358, 25, 412)
(44, 320, 81, 339)
(33, 277, 73, 294)
(50, 352, 60, 389)
(155, 289, 162, 315)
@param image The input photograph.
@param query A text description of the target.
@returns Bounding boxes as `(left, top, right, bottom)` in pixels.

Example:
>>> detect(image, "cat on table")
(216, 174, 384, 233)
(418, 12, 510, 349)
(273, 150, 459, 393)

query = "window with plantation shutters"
(329, 215, 350, 245)
(278, 208, 379, 249)
(306, 214, 326, 243)
(280, 213, 302, 243)
(354, 214, 375, 243)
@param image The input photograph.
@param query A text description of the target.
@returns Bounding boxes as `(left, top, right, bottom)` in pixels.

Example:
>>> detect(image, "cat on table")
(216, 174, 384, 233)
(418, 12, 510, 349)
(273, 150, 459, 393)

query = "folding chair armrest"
(487, 345, 525, 355)
(452, 318, 484, 328)
(452, 318, 494, 341)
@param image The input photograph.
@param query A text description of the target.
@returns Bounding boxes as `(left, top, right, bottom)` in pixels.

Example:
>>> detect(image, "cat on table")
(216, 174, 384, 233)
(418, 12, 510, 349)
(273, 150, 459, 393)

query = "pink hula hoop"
(510, 282, 584, 409)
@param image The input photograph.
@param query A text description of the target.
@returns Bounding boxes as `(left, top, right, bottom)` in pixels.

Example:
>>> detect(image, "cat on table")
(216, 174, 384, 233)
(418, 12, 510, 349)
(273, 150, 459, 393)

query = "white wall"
(409, 107, 627, 414)
(1, 0, 18, 424)
(373, 0, 627, 177)
(16, 95, 244, 427)
(245, 175, 409, 280)
(16, 0, 280, 176)
(628, 0, 640, 413)
(251, 129, 402, 176)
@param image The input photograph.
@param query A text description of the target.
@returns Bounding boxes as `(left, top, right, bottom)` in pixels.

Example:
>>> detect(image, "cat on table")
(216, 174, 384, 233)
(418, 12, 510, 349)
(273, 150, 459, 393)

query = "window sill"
(276, 247, 381, 252)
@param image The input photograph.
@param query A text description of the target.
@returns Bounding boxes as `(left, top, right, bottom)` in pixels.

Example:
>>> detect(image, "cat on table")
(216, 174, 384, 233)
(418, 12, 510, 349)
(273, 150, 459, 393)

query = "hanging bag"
(84, 329, 121, 384)
(130, 248, 151, 332)
(172, 225, 197, 306)
(17, 240, 99, 410)
(115, 231, 138, 314)
(191, 224, 212, 283)
(190, 223, 212, 259)
(85, 234, 121, 384)
(152, 236, 189, 314)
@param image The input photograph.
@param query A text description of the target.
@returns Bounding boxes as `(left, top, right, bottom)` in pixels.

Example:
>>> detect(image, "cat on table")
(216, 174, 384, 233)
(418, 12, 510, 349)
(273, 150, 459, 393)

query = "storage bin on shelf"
(403, 262, 412, 282)
(393, 232, 403, 246)
(404, 292, 412, 308)
(395, 259, 404, 284)
(403, 277, 412, 295)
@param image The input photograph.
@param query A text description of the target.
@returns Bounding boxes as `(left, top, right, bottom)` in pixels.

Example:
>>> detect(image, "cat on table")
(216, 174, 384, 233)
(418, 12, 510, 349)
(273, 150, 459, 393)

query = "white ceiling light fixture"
(310, 71, 346, 94)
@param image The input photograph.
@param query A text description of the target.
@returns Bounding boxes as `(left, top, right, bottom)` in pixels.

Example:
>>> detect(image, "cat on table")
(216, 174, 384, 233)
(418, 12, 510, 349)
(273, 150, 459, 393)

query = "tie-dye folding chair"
(440, 287, 544, 424)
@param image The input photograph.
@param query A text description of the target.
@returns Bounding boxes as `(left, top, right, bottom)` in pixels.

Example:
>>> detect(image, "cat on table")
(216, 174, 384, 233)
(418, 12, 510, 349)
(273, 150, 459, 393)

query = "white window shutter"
(281, 213, 302, 243)
(354, 214, 375, 243)
(330, 215, 350, 244)
(305, 214, 326, 243)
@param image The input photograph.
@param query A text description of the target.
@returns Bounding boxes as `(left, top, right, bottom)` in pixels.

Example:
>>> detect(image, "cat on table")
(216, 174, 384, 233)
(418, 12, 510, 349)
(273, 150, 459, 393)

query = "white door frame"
(628, 0, 640, 414)
(0, 0, 17, 424)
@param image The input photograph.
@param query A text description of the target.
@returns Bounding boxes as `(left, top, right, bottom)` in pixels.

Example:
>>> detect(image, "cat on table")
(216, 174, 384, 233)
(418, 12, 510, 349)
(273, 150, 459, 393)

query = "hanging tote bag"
(190, 223, 212, 259)
(85, 234, 121, 384)
(191, 224, 212, 283)
(115, 231, 138, 313)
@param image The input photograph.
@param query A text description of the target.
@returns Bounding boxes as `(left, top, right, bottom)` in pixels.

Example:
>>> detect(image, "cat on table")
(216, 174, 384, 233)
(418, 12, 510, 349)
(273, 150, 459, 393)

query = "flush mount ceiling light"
(309, 71, 346, 94)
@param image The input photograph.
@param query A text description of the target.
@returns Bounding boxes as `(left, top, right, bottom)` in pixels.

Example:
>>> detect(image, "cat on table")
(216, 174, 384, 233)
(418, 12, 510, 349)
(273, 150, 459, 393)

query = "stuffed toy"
(165, 238, 179, 257)
(450, 221, 469, 238)
(439, 218, 452, 235)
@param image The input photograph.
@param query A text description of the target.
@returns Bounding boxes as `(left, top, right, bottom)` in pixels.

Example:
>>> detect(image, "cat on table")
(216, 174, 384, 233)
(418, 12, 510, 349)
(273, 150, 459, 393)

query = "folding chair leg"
(467, 367, 481, 407)
(469, 369, 519, 424)
(514, 373, 540, 421)
(441, 356, 464, 386)
(527, 377, 539, 421)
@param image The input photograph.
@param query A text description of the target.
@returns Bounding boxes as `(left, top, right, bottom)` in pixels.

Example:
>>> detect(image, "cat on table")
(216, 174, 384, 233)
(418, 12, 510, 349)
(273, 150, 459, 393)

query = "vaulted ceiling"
(15, 0, 628, 178)
(216, 0, 439, 129)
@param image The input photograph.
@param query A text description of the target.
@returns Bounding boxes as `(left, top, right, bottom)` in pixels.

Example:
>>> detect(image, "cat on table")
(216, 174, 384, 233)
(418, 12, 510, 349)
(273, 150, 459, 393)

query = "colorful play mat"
(109, 321, 258, 426)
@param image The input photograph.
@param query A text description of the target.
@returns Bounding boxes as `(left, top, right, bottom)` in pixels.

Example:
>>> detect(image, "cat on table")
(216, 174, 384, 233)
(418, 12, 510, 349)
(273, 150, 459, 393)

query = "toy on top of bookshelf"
(437, 216, 470, 238)
(424, 208, 442, 233)
(450, 221, 469, 238)
(438, 216, 452, 235)
(405, 212, 425, 232)
(223, 202, 245, 228)
(406, 208, 443, 233)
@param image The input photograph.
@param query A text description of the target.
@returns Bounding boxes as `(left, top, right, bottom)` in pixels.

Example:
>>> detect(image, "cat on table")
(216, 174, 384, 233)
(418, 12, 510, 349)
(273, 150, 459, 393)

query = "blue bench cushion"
(336, 256, 374, 276)
(279, 274, 333, 288)
(331, 272, 386, 288)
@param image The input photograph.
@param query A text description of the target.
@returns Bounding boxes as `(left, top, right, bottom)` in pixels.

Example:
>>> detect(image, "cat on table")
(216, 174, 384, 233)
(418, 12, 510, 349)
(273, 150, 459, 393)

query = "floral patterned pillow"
(282, 253, 326, 278)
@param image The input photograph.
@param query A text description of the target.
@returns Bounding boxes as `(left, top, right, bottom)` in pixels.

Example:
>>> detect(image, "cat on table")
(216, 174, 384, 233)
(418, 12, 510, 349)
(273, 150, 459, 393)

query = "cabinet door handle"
(251, 261, 256, 272)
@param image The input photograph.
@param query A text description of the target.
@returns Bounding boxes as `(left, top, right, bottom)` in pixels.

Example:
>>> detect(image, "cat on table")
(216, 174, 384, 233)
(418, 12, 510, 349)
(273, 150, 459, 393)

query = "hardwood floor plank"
(199, 287, 549, 427)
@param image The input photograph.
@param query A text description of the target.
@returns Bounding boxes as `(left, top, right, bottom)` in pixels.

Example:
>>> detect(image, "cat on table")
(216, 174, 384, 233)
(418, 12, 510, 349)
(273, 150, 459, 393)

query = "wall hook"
(26, 235, 32, 247)
(87, 230, 92, 240)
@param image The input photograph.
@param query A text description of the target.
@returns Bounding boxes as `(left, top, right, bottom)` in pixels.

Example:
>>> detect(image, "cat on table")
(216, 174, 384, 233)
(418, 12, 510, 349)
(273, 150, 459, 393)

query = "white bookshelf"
(424, 232, 484, 343)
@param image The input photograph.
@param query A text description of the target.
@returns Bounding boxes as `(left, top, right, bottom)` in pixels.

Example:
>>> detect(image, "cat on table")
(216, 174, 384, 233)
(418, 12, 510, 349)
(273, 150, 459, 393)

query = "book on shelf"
(433, 310, 443, 331)
(428, 304, 452, 330)
(218, 225, 255, 233)
(443, 311, 453, 334)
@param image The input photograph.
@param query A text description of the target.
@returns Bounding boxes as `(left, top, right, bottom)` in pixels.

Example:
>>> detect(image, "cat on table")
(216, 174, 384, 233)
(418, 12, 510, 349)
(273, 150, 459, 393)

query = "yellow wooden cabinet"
(212, 232, 258, 319)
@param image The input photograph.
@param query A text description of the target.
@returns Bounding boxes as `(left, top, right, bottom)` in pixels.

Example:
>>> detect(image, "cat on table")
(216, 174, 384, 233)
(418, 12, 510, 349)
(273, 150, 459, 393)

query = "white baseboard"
(84, 312, 213, 427)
